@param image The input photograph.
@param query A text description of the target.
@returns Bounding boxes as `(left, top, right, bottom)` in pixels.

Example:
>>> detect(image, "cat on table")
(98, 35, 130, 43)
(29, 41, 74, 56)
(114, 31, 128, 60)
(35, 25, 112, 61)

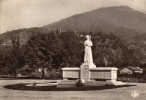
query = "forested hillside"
(0, 31, 143, 78)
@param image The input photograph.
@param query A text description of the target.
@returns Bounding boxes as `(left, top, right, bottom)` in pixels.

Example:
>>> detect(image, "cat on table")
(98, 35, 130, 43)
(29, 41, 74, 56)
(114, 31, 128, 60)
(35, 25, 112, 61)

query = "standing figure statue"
(84, 35, 96, 68)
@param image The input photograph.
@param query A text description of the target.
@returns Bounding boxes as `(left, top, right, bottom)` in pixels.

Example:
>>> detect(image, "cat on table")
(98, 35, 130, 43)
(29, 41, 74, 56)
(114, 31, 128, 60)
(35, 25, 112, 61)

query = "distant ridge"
(44, 6, 146, 36)
(1, 6, 146, 45)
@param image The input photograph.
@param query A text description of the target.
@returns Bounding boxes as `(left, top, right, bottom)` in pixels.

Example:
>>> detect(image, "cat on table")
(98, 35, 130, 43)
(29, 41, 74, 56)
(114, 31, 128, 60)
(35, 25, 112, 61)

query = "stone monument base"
(62, 67, 118, 81)
(80, 63, 90, 82)
(62, 67, 126, 86)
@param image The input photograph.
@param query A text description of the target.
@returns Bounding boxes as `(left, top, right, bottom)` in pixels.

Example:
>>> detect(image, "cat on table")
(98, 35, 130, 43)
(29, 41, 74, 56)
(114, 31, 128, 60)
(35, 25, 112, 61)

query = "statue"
(83, 35, 96, 68)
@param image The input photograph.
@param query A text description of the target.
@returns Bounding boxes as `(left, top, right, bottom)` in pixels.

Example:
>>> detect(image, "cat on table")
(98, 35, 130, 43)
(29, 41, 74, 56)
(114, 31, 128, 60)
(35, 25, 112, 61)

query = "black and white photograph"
(0, 0, 146, 100)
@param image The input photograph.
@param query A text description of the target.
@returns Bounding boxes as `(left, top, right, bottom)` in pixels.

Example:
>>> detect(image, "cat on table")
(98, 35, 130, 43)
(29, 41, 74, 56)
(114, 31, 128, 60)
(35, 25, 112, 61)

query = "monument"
(80, 35, 96, 82)
(83, 35, 96, 68)
(62, 35, 125, 86)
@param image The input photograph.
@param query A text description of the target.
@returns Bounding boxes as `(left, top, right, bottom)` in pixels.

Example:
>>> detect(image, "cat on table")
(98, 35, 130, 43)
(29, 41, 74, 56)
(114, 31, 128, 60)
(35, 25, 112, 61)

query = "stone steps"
(58, 80, 77, 84)
(85, 81, 106, 86)
(106, 80, 127, 86)
(57, 80, 77, 88)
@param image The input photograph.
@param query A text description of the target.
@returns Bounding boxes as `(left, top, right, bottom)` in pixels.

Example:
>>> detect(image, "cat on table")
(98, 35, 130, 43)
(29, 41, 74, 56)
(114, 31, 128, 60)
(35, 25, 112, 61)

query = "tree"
(92, 32, 131, 67)
(60, 31, 83, 67)
(24, 32, 64, 78)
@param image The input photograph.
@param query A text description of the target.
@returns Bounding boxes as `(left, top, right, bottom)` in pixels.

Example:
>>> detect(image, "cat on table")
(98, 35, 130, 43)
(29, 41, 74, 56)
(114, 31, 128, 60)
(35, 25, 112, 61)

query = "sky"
(0, 0, 146, 34)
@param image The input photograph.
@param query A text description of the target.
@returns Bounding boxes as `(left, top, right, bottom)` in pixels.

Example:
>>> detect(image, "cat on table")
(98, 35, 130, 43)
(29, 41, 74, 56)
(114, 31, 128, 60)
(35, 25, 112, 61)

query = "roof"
(128, 66, 143, 71)
(120, 66, 143, 74)
(120, 68, 133, 74)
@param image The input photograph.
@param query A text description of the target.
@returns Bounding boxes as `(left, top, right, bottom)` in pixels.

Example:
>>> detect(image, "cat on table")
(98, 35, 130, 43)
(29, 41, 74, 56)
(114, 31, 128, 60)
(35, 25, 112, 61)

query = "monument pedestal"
(80, 63, 90, 83)
(62, 67, 118, 81)
(62, 67, 126, 86)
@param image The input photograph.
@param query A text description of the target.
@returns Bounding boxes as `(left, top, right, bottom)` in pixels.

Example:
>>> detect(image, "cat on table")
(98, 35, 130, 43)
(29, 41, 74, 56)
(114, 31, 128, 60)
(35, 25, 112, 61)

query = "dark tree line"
(0, 30, 143, 78)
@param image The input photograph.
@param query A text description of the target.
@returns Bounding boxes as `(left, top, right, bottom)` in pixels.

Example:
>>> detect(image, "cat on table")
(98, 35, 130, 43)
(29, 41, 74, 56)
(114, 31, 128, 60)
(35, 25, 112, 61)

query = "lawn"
(0, 79, 146, 100)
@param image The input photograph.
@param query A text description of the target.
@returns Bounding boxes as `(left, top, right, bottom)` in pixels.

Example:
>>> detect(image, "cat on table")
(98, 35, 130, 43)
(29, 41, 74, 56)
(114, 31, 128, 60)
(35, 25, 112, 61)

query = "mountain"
(1, 6, 146, 45)
(45, 6, 146, 38)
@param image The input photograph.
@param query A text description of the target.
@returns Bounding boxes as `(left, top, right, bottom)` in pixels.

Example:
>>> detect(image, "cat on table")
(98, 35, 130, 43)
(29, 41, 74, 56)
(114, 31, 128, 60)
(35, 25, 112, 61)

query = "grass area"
(4, 83, 134, 91)
(0, 79, 146, 100)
